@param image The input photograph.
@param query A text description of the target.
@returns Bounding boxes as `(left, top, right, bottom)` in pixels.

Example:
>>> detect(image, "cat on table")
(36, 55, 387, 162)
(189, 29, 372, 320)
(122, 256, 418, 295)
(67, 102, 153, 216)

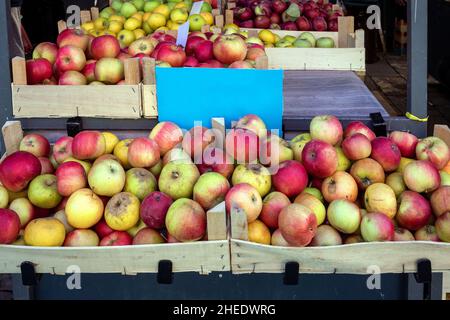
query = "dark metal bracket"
(370, 112, 387, 137)
(20, 261, 38, 286)
(414, 259, 432, 300)
(283, 261, 299, 285)
(157, 260, 173, 284)
(66, 117, 83, 137)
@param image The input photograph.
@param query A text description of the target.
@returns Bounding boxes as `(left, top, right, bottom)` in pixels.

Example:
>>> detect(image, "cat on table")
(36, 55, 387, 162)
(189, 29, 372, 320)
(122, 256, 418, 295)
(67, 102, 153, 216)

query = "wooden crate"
(11, 57, 143, 119)
(0, 121, 229, 274)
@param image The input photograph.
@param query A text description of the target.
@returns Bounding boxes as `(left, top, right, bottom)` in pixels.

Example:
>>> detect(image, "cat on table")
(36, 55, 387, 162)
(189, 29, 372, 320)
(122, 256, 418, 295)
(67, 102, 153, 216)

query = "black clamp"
(370, 112, 387, 137)
(414, 258, 432, 300)
(20, 261, 38, 286)
(66, 117, 83, 137)
(283, 261, 299, 285)
(157, 260, 173, 284)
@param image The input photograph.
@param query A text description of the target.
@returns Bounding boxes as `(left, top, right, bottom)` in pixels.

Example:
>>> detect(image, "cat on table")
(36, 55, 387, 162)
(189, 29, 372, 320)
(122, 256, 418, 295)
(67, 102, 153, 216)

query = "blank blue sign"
(155, 67, 284, 132)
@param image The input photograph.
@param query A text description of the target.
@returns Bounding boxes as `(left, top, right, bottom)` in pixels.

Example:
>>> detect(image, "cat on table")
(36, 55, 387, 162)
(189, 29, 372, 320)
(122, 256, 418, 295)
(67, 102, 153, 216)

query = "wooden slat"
(434, 125, 450, 147)
(443, 272, 450, 300)
(11, 57, 26, 85)
(12, 85, 142, 119)
(255, 55, 268, 70)
(57, 20, 67, 33)
(230, 208, 248, 241)
(124, 58, 141, 85)
(227, 2, 236, 9)
(207, 202, 227, 241)
(225, 10, 233, 25)
(338, 16, 355, 48)
(141, 84, 158, 119)
(215, 15, 224, 28)
(201, 25, 210, 33)
(80, 10, 91, 24)
(247, 29, 258, 38)
(142, 57, 156, 85)
(230, 240, 450, 274)
(265, 48, 365, 72)
(90, 7, 99, 20)
(355, 29, 365, 48)
(1, 121, 23, 155)
(212, 9, 220, 17)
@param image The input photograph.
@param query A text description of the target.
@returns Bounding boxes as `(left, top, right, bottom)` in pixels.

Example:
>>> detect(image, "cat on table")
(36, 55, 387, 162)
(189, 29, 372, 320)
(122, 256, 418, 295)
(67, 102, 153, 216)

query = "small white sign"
(176, 21, 190, 48)
(190, 1, 204, 15)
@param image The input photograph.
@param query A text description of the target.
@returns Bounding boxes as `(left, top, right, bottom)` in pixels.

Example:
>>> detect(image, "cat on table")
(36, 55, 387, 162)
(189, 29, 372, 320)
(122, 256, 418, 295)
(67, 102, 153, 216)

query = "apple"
(27, 174, 61, 209)
(82, 60, 96, 83)
(105, 192, 140, 231)
(183, 56, 200, 67)
(235, 114, 267, 138)
(0, 151, 42, 193)
(124, 167, 157, 201)
(92, 154, 120, 167)
(272, 160, 308, 198)
(139, 191, 172, 229)
(345, 235, 365, 244)
(246, 47, 266, 62)
(371, 137, 401, 172)
(225, 128, 259, 164)
(162, 148, 193, 165)
(56, 161, 87, 197)
(335, 147, 351, 172)
(441, 171, 450, 186)
(322, 171, 358, 203)
(193, 172, 230, 210)
(393, 227, 415, 241)
(127, 137, 160, 168)
(403, 160, 441, 193)
(360, 212, 394, 242)
(91, 35, 121, 60)
(385, 172, 406, 197)
(194, 40, 214, 62)
(94, 218, 114, 239)
(341, 133, 372, 161)
(259, 134, 294, 167)
(290, 133, 311, 162)
(95, 58, 124, 84)
(100, 231, 133, 246)
(26, 58, 53, 84)
(396, 191, 432, 230)
(128, 38, 155, 56)
(259, 191, 290, 229)
(32, 42, 58, 64)
(294, 193, 326, 226)
(55, 45, 86, 72)
(389, 131, 418, 158)
(301, 187, 324, 203)
(364, 183, 397, 219)
(165, 198, 206, 242)
(149, 121, 183, 156)
(416, 137, 450, 170)
(327, 199, 361, 234)
(197, 147, 235, 179)
(0, 209, 21, 244)
(301, 140, 338, 178)
(213, 35, 247, 65)
(415, 225, 440, 241)
(247, 220, 271, 245)
(278, 203, 317, 247)
(436, 212, 450, 242)
(310, 225, 342, 246)
(133, 228, 165, 245)
(72, 131, 106, 160)
(0, 186, 8, 209)
(271, 229, 290, 246)
(53, 209, 74, 233)
(59, 70, 87, 85)
(57, 28, 90, 51)
(64, 229, 99, 247)
(157, 44, 186, 67)
(19, 134, 50, 158)
(66, 188, 104, 229)
(398, 157, 415, 173)
(310, 115, 343, 146)
(430, 186, 450, 217)
(344, 121, 376, 141)
(53, 136, 73, 163)
(150, 159, 163, 178)
(350, 158, 385, 190)
(8, 198, 35, 227)
(186, 36, 207, 56)
(88, 159, 126, 197)
(113, 139, 133, 169)
(231, 164, 271, 197)
(182, 126, 215, 161)
(225, 183, 262, 223)
(158, 161, 200, 200)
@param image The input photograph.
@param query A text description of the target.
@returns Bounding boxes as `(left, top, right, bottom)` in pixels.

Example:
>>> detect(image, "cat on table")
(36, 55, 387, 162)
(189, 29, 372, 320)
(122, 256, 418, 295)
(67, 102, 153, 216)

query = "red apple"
(415, 225, 440, 241)
(393, 227, 415, 241)
(186, 36, 206, 56)
(0, 151, 41, 192)
(341, 133, 372, 161)
(397, 191, 432, 230)
(100, 231, 133, 246)
(296, 16, 311, 30)
(59, 70, 87, 85)
(90, 35, 120, 60)
(26, 58, 53, 84)
(255, 15, 271, 29)
(436, 211, 450, 242)
(225, 183, 262, 223)
(197, 147, 235, 179)
(72, 131, 106, 160)
(213, 35, 247, 65)
(281, 21, 298, 30)
(239, 19, 255, 28)
(278, 203, 317, 247)
(57, 28, 90, 51)
(312, 16, 327, 31)
(182, 126, 215, 161)
(322, 171, 358, 203)
(235, 114, 267, 138)
(95, 57, 124, 84)
(19, 134, 50, 157)
(271, 228, 290, 246)
(272, 160, 308, 198)
(82, 59, 97, 83)
(53, 136, 73, 163)
(301, 140, 338, 178)
(32, 42, 58, 64)
(430, 186, 450, 217)
(183, 56, 199, 67)
(193, 172, 230, 210)
(328, 18, 338, 31)
(140, 191, 173, 229)
(127, 137, 160, 168)
(56, 161, 87, 197)
(225, 128, 259, 164)
(416, 137, 450, 170)
(403, 160, 441, 193)
(360, 212, 394, 242)
(389, 131, 418, 158)
(157, 44, 187, 67)
(260, 191, 290, 229)
(133, 228, 165, 245)
(310, 115, 343, 146)
(94, 218, 115, 239)
(310, 225, 342, 246)
(344, 121, 376, 141)
(228, 60, 254, 69)
(194, 40, 214, 63)
(64, 229, 99, 247)
(149, 121, 183, 156)
(9, 198, 35, 227)
(55, 45, 86, 72)
(0, 209, 21, 244)
(38, 157, 54, 174)
(245, 47, 266, 62)
(165, 198, 206, 242)
(370, 137, 401, 172)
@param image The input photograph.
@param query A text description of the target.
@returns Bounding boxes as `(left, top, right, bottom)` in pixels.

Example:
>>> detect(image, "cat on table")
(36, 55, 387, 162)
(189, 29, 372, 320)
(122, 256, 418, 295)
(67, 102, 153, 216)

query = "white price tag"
(176, 21, 190, 48)
(190, 1, 204, 15)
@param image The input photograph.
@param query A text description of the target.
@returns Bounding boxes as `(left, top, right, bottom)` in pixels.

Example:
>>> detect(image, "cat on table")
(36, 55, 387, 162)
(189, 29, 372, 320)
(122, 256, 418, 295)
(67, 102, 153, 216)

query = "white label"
(176, 21, 190, 47)
(190, 1, 204, 15)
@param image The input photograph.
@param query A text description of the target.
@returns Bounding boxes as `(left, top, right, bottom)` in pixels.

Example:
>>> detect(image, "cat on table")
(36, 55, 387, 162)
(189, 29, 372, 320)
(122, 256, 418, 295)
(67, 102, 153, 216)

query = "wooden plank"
(11, 57, 26, 85)
(434, 125, 450, 147)
(225, 10, 233, 25)
(141, 84, 158, 119)
(212, 9, 220, 17)
(201, 25, 210, 33)
(265, 48, 365, 72)
(215, 15, 224, 28)
(124, 58, 141, 85)
(207, 202, 227, 241)
(443, 272, 450, 300)
(57, 20, 67, 33)
(230, 208, 248, 241)
(142, 57, 156, 85)
(227, 2, 236, 9)
(255, 55, 268, 70)
(90, 7, 99, 20)
(355, 29, 365, 48)
(12, 85, 142, 119)
(212, 117, 225, 149)
(1, 121, 23, 155)
(0, 241, 230, 274)
(80, 10, 91, 24)
(230, 240, 450, 274)
(338, 16, 355, 48)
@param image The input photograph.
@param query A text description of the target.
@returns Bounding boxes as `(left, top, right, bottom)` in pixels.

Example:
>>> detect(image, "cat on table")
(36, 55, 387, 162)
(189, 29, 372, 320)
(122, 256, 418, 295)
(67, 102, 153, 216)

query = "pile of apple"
(232, 0, 342, 31)
(1, 114, 450, 248)
(257, 29, 334, 48)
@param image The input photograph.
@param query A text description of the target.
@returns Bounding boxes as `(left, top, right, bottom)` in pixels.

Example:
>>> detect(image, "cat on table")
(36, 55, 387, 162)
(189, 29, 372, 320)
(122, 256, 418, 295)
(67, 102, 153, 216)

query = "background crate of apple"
(0, 119, 230, 275)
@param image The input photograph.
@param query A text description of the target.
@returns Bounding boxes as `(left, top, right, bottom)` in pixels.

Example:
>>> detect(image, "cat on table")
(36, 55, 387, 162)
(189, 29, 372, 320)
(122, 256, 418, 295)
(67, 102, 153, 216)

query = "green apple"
(120, 2, 138, 18)
(301, 187, 324, 203)
(293, 39, 313, 48)
(282, 35, 296, 44)
(100, 7, 115, 19)
(188, 14, 207, 31)
(168, 2, 176, 10)
(0, 185, 8, 208)
(335, 147, 351, 171)
(127, 219, 147, 237)
(28, 174, 62, 209)
(298, 32, 316, 47)
(132, 0, 146, 11)
(111, 0, 123, 12)
(316, 37, 335, 48)
(144, 0, 161, 12)
(143, 21, 152, 34)
(158, 161, 200, 200)
(275, 39, 292, 48)
(124, 168, 157, 201)
(201, 2, 212, 13)
(88, 159, 126, 197)
(440, 171, 450, 186)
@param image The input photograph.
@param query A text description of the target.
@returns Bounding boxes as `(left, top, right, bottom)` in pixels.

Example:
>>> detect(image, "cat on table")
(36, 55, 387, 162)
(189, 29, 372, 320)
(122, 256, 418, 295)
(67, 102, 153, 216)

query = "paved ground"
(365, 55, 450, 133)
